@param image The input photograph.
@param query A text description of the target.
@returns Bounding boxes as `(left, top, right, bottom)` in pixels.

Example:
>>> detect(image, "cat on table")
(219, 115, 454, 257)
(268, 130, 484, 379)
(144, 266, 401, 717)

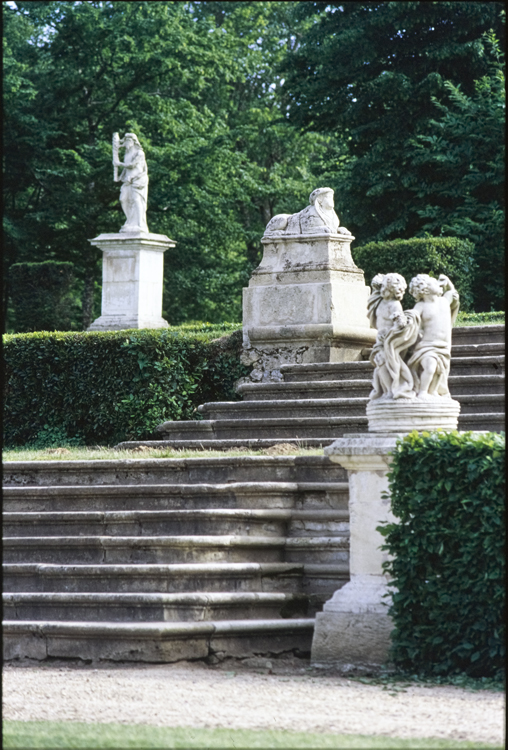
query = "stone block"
(88, 232, 175, 331)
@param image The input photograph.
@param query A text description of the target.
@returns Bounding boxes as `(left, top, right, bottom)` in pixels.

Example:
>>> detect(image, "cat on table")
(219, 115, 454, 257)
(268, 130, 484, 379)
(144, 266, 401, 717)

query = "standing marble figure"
(113, 132, 149, 233)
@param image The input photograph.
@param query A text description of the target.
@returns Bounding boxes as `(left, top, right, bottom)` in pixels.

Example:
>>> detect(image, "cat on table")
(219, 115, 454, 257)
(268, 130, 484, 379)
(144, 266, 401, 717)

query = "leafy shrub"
(3, 325, 249, 447)
(379, 431, 505, 678)
(9, 261, 78, 332)
(455, 310, 505, 327)
(352, 237, 475, 311)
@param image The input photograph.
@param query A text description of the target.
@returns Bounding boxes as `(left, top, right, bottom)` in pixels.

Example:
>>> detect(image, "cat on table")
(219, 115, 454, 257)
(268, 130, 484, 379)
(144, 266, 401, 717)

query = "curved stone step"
(159, 416, 368, 441)
(2, 617, 316, 662)
(237, 374, 504, 401)
(3, 535, 349, 565)
(280, 354, 504, 382)
(3, 561, 349, 595)
(3, 591, 317, 622)
(2, 456, 346, 487)
(3, 482, 349, 513)
(3, 508, 349, 538)
(198, 392, 504, 421)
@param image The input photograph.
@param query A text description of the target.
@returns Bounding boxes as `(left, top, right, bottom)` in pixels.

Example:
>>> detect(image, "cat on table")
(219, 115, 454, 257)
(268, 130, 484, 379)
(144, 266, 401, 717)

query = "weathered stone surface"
(87, 233, 174, 331)
(311, 434, 398, 668)
(242, 189, 375, 381)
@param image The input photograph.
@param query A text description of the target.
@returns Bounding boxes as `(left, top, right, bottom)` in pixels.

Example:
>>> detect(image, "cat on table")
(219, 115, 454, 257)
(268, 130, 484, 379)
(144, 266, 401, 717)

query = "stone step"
(450, 324, 504, 345)
(158, 416, 367, 441)
(148, 409, 504, 445)
(200, 398, 370, 420)
(2, 482, 349, 513)
(359, 341, 504, 361)
(3, 535, 349, 566)
(2, 456, 346, 488)
(3, 562, 348, 595)
(2, 618, 316, 663)
(237, 374, 505, 401)
(280, 354, 504, 382)
(3, 509, 348, 538)
(198, 393, 504, 421)
(3, 591, 319, 622)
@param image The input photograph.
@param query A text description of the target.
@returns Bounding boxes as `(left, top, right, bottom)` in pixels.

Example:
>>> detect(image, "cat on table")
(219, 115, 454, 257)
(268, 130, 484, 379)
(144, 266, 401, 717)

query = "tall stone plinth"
(311, 433, 401, 670)
(242, 233, 376, 381)
(87, 232, 175, 331)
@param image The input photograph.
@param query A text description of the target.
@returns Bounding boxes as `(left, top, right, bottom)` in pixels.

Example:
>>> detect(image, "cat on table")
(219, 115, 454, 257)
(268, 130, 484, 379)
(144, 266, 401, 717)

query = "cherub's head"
(409, 274, 442, 301)
(381, 273, 406, 301)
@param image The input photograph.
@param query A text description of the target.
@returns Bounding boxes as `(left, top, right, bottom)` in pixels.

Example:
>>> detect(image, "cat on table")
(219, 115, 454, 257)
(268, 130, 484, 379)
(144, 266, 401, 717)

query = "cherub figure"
(406, 274, 460, 400)
(367, 273, 419, 400)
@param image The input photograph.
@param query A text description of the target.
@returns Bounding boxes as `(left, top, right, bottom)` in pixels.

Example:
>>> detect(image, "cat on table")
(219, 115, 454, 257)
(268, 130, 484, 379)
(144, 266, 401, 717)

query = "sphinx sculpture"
(263, 187, 352, 238)
(366, 272, 461, 430)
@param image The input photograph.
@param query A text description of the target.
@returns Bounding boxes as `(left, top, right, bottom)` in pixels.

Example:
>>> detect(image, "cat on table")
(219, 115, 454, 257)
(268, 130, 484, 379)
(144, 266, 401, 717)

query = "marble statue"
(113, 132, 149, 233)
(367, 273, 459, 402)
(367, 273, 418, 400)
(263, 187, 352, 237)
(406, 273, 460, 400)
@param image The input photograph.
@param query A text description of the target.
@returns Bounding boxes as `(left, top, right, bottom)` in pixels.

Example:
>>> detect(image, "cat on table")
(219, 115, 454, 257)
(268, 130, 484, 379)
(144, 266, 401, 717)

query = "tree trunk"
(81, 273, 96, 330)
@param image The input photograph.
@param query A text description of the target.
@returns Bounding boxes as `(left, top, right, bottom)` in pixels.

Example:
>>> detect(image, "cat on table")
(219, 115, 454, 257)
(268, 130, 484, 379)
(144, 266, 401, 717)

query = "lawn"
(3, 721, 502, 750)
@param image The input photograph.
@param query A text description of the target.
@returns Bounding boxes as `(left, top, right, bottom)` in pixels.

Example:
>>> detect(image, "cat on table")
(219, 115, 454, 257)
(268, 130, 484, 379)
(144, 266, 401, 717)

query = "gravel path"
(3, 659, 504, 746)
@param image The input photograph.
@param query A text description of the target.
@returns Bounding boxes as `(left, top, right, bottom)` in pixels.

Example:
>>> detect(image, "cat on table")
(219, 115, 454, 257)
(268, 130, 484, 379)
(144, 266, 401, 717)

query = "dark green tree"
(3, 1, 345, 330)
(408, 32, 505, 310)
(281, 2, 505, 309)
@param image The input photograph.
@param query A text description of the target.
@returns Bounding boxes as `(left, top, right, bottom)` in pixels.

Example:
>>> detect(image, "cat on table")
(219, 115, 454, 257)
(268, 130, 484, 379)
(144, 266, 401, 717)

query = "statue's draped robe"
(407, 341, 452, 397)
(119, 149, 149, 233)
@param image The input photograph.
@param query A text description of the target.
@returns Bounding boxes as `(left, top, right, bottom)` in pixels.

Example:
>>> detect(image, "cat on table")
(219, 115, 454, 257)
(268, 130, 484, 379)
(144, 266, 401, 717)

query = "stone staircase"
(2, 324, 504, 663)
(3, 456, 349, 662)
(137, 325, 505, 449)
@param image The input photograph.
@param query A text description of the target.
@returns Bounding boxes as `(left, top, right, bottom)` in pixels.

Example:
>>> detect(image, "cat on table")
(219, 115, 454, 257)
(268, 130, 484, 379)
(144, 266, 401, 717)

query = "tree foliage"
(3, 1, 504, 325)
(3, 0, 343, 330)
(281, 2, 505, 309)
(408, 32, 505, 310)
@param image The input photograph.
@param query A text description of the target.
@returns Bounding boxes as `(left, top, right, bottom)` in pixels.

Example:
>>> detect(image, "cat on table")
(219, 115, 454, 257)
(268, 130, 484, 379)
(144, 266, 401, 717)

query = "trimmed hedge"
(9, 261, 77, 333)
(352, 237, 475, 311)
(3, 324, 248, 447)
(379, 431, 505, 678)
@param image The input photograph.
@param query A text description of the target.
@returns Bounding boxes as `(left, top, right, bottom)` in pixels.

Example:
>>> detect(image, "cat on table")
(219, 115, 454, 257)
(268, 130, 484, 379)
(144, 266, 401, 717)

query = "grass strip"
(2, 445, 323, 462)
(3, 720, 501, 749)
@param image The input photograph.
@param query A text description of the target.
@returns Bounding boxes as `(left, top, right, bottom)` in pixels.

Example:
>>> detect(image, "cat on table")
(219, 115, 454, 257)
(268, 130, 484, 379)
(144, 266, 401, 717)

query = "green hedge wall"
(352, 237, 475, 311)
(379, 431, 505, 679)
(3, 324, 249, 447)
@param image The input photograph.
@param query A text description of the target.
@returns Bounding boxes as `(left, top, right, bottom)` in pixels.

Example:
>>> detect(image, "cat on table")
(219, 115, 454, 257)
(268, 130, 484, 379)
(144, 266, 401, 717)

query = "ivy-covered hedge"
(379, 431, 505, 678)
(3, 323, 248, 447)
(352, 237, 475, 311)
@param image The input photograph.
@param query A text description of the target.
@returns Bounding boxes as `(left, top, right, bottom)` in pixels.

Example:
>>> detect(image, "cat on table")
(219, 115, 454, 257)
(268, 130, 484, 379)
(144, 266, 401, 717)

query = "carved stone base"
(241, 324, 375, 382)
(311, 576, 393, 669)
(367, 397, 460, 433)
(87, 232, 175, 331)
(241, 232, 376, 381)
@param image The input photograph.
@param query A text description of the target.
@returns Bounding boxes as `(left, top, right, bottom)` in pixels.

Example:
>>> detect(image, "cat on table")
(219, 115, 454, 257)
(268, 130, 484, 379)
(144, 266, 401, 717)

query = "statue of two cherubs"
(367, 272, 460, 402)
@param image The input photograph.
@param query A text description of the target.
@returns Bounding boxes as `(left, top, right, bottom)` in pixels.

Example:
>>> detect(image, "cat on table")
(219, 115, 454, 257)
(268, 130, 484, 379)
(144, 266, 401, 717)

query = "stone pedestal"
(87, 232, 175, 331)
(367, 398, 460, 432)
(311, 433, 401, 670)
(242, 232, 376, 381)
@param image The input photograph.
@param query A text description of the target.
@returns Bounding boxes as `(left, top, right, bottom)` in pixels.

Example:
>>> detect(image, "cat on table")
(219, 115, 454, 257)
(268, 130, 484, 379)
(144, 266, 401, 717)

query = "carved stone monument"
(88, 132, 175, 331)
(241, 188, 376, 381)
(366, 272, 461, 431)
(311, 273, 461, 669)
